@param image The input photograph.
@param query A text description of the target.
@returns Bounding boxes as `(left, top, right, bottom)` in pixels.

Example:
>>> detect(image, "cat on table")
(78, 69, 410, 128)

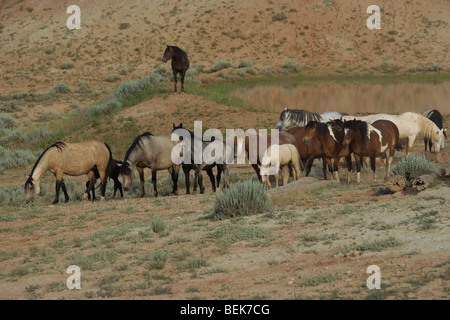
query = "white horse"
(342, 112, 445, 154)
(260, 144, 301, 189)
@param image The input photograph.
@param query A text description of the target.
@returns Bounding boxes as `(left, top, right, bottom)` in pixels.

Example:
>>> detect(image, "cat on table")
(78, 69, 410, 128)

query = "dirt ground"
(0, 0, 449, 301)
(0, 97, 449, 300)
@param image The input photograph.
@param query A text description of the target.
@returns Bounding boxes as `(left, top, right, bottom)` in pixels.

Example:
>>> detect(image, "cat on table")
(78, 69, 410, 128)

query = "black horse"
(162, 45, 190, 93)
(86, 159, 123, 200)
(422, 109, 447, 152)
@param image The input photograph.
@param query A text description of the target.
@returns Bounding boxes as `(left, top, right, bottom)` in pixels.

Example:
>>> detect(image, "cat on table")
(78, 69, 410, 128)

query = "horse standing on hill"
(342, 120, 400, 184)
(162, 45, 190, 93)
(119, 132, 181, 198)
(24, 141, 113, 204)
(422, 109, 447, 152)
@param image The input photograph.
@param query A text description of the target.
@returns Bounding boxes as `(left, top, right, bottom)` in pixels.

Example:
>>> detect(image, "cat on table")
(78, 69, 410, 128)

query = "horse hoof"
(82, 193, 88, 201)
(100, 196, 105, 201)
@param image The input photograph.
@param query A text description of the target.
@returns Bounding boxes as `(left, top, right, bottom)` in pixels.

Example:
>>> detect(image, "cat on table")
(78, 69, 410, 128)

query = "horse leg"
(216, 165, 223, 189)
(151, 168, 157, 197)
(183, 165, 191, 194)
(281, 165, 289, 185)
(60, 179, 70, 203)
(324, 158, 333, 181)
(197, 169, 205, 194)
(222, 164, 229, 189)
(354, 155, 362, 184)
(136, 167, 145, 198)
(333, 158, 340, 182)
(53, 180, 62, 204)
(252, 163, 262, 183)
(173, 70, 178, 93)
(169, 165, 179, 195)
(206, 168, 216, 192)
(383, 149, 394, 181)
(85, 181, 92, 201)
(370, 156, 377, 182)
(345, 155, 352, 184)
(180, 70, 186, 93)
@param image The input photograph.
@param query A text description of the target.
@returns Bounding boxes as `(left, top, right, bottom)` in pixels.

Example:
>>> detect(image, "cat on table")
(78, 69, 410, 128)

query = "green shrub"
(205, 60, 232, 74)
(282, 59, 301, 73)
(0, 148, 36, 170)
(0, 185, 24, 206)
(151, 215, 167, 234)
(47, 83, 71, 95)
(60, 61, 74, 70)
(0, 114, 18, 129)
(391, 154, 434, 185)
(272, 12, 287, 22)
(214, 180, 271, 220)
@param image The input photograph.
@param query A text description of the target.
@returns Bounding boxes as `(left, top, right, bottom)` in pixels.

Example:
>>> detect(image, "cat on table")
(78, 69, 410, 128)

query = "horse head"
(302, 121, 318, 145)
(162, 45, 173, 63)
(24, 175, 40, 203)
(119, 161, 135, 191)
(275, 108, 289, 131)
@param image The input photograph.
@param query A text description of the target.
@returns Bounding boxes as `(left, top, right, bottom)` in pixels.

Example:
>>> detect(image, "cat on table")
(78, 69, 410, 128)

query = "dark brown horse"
(302, 120, 350, 182)
(86, 159, 123, 200)
(342, 120, 400, 184)
(162, 45, 190, 93)
(287, 126, 328, 179)
(235, 131, 299, 183)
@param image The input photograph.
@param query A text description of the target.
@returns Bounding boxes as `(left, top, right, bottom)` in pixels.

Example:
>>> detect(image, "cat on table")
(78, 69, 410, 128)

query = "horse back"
(371, 120, 399, 144)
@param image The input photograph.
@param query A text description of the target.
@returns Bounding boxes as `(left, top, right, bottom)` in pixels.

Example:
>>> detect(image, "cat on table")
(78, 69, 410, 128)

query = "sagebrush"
(214, 180, 271, 219)
(391, 153, 434, 185)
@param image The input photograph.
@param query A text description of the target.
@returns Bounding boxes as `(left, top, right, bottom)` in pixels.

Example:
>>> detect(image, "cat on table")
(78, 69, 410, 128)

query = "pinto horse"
(162, 45, 190, 93)
(302, 120, 349, 182)
(342, 112, 445, 154)
(342, 120, 400, 184)
(24, 141, 113, 204)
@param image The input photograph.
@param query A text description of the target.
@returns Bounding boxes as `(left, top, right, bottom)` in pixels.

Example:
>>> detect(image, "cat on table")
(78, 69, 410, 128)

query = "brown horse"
(302, 120, 350, 182)
(342, 119, 400, 184)
(24, 141, 113, 204)
(287, 126, 328, 179)
(162, 45, 190, 93)
(235, 130, 298, 182)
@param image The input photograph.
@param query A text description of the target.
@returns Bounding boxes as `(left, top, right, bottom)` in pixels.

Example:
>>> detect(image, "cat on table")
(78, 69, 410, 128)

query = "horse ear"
(173, 123, 176, 129)
(179, 123, 183, 128)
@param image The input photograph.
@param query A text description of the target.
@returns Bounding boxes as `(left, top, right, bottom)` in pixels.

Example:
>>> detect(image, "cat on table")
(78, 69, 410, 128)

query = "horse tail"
(104, 143, 114, 179)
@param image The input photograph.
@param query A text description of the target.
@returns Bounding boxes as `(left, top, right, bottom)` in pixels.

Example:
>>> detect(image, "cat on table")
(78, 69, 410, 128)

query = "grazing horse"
(86, 159, 123, 200)
(422, 109, 447, 152)
(287, 126, 328, 179)
(342, 120, 400, 184)
(302, 120, 349, 182)
(119, 132, 180, 198)
(235, 130, 299, 182)
(275, 108, 348, 131)
(24, 141, 113, 204)
(171, 123, 229, 194)
(162, 45, 190, 93)
(342, 112, 445, 154)
(260, 144, 302, 189)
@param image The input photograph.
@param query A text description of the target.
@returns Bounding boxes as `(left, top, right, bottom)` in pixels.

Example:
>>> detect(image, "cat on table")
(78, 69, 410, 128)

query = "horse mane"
(417, 114, 441, 140)
(284, 109, 322, 124)
(123, 132, 153, 164)
(25, 141, 67, 187)
(344, 120, 368, 145)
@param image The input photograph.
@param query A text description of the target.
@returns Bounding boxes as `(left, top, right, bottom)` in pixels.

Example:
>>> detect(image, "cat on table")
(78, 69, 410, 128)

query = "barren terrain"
(0, 0, 449, 301)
